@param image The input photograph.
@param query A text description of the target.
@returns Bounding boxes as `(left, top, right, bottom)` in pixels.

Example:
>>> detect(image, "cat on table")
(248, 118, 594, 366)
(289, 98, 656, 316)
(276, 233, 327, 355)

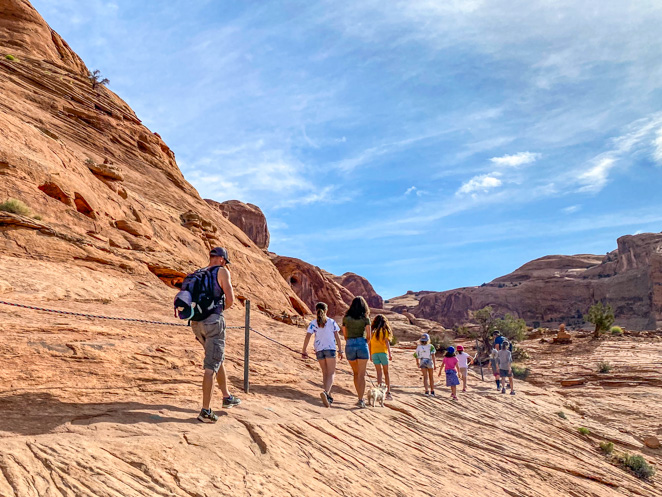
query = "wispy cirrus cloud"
(456, 173, 502, 196)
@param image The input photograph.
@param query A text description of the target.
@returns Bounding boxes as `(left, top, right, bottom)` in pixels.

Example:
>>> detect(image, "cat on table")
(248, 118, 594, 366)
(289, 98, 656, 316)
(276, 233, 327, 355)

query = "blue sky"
(33, 0, 662, 298)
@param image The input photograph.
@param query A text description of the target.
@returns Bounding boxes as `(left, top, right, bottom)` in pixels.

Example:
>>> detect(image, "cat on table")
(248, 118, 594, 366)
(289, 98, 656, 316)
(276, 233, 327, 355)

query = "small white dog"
(367, 383, 388, 407)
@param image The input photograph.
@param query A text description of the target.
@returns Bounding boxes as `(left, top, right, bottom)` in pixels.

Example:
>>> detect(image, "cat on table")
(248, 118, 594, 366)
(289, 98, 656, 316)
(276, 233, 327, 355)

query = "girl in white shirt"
(456, 345, 474, 392)
(302, 302, 343, 407)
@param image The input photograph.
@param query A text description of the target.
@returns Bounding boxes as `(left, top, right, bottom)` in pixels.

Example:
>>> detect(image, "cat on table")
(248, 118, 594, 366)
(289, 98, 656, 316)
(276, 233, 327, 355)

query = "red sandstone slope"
(0, 0, 307, 320)
(388, 232, 662, 331)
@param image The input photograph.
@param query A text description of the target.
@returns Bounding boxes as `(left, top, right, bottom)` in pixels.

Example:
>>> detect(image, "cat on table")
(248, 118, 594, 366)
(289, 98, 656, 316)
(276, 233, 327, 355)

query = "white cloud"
(577, 157, 616, 193)
(489, 151, 540, 167)
(562, 204, 581, 214)
(456, 173, 502, 196)
(653, 128, 662, 164)
(405, 186, 417, 195)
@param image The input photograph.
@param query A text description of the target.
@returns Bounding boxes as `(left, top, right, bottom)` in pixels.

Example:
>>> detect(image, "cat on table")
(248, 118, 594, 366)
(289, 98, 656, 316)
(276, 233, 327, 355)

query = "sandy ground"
(0, 296, 661, 497)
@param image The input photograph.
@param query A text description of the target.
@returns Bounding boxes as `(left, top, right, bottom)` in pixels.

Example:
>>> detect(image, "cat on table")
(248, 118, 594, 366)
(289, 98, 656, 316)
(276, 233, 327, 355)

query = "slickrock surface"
(0, 289, 660, 497)
(389, 233, 662, 330)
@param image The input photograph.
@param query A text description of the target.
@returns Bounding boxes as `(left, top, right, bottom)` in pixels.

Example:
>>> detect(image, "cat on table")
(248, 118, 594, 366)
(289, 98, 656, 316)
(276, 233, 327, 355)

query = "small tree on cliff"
(494, 313, 527, 343)
(587, 302, 615, 337)
(89, 69, 109, 90)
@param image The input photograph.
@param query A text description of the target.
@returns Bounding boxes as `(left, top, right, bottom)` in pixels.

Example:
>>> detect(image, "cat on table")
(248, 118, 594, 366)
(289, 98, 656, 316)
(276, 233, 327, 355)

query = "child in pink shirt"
(439, 346, 461, 400)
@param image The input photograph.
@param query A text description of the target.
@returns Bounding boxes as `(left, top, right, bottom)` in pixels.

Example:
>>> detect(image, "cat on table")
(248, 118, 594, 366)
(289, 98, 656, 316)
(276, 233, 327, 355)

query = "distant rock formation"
(388, 232, 662, 331)
(330, 272, 383, 309)
(206, 199, 270, 250)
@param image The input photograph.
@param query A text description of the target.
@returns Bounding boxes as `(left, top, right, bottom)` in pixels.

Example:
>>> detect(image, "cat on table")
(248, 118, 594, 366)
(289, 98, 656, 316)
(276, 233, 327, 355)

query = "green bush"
(610, 326, 623, 336)
(494, 313, 527, 342)
(0, 198, 31, 216)
(557, 411, 567, 419)
(578, 427, 590, 436)
(389, 334, 398, 346)
(587, 302, 615, 337)
(5, 54, 16, 61)
(597, 361, 612, 373)
(618, 453, 656, 480)
(512, 346, 530, 361)
(512, 365, 530, 380)
(599, 441, 614, 454)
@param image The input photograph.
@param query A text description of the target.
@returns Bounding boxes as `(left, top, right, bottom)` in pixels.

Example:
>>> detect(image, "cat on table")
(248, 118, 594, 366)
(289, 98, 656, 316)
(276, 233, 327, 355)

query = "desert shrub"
(587, 302, 615, 337)
(494, 313, 527, 343)
(430, 333, 451, 352)
(0, 198, 31, 216)
(597, 361, 612, 373)
(512, 365, 530, 380)
(610, 326, 623, 336)
(454, 325, 471, 337)
(557, 411, 567, 419)
(599, 441, 614, 454)
(618, 453, 656, 480)
(512, 346, 530, 361)
(578, 427, 590, 436)
(389, 334, 398, 346)
(5, 54, 16, 61)
(33, 214, 42, 221)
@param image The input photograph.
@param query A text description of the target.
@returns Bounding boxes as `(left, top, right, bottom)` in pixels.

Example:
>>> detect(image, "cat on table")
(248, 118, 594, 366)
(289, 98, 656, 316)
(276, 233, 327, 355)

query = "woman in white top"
(302, 302, 343, 407)
(456, 345, 474, 392)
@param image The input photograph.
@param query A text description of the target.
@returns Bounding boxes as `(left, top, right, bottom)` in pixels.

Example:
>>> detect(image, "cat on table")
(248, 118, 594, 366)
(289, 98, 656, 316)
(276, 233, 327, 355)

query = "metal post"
(244, 300, 251, 394)
(476, 339, 484, 381)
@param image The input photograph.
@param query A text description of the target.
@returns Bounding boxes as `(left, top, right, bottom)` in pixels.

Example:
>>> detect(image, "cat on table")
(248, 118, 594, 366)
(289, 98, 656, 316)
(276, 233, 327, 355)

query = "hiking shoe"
(357, 399, 366, 408)
(197, 408, 218, 423)
(320, 391, 330, 408)
(327, 393, 334, 404)
(424, 391, 430, 397)
(430, 391, 436, 397)
(222, 395, 241, 408)
(501, 388, 506, 394)
(510, 390, 516, 396)
(385, 392, 393, 401)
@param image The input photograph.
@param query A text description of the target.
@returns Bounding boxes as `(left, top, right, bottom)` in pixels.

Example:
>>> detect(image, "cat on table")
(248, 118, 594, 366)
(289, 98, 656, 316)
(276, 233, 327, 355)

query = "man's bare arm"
(217, 267, 234, 309)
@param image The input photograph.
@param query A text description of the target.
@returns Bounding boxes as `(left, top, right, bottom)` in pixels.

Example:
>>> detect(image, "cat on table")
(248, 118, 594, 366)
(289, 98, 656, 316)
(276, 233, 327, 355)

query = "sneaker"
(357, 399, 366, 408)
(385, 393, 393, 401)
(327, 393, 334, 404)
(501, 388, 506, 394)
(430, 391, 436, 397)
(222, 395, 241, 408)
(424, 391, 430, 397)
(320, 391, 330, 408)
(510, 390, 516, 396)
(462, 388, 467, 392)
(451, 395, 458, 401)
(197, 408, 218, 423)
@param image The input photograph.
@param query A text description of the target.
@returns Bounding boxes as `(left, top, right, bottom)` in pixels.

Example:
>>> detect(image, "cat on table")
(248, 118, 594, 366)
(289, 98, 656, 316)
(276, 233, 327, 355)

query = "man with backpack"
(176, 247, 241, 422)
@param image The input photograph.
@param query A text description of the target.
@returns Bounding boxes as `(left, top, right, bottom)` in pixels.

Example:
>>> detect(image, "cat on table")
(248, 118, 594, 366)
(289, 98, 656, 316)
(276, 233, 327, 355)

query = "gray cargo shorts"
(191, 314, 226, 372)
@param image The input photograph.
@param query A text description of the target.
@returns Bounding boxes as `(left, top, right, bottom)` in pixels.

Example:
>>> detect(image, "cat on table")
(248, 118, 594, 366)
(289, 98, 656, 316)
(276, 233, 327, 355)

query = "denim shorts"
(419, 358, 434, 369)
(500, 368, 513, 378)
(371, 352, 389, 365)
(315, 349, 337, 360)
(345, 337, 369, 361)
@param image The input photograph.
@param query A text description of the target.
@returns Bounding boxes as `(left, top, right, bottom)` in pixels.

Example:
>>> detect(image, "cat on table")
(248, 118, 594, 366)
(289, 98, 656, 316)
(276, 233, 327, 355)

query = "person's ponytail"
(315, 302, 328, 328)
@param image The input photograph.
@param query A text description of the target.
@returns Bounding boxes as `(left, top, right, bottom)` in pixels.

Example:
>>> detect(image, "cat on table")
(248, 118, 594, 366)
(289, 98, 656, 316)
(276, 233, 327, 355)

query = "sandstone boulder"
(331, 272, 383, 309)
(206, 199, 270, 249)
(643, 435, 660, 449)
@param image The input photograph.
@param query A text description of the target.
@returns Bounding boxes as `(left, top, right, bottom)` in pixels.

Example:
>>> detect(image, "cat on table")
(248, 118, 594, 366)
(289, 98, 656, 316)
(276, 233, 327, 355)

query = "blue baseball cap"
(447, 346, 455, 354)
(420, 333, 430, 342)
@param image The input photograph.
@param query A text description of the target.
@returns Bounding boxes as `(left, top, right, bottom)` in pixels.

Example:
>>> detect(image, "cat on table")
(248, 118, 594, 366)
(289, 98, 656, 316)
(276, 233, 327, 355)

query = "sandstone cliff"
(388, 232, 662, 331)
(0, 0, 307, 320)
(206, 199, 270, 250)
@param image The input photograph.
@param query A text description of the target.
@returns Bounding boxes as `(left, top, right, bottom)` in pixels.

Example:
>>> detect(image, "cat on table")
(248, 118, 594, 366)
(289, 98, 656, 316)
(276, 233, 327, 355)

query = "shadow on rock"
(0, 392, 200, 436)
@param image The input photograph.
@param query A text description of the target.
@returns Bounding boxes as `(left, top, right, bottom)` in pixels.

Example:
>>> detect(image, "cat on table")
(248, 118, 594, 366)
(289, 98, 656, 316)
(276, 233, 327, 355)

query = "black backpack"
(174, 266, 225, 322)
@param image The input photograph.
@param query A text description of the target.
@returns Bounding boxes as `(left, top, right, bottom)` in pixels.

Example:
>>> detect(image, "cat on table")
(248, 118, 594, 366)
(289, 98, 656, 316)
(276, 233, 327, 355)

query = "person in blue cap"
(439, 345, 461, 401)
(414, 333, 436, 396)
